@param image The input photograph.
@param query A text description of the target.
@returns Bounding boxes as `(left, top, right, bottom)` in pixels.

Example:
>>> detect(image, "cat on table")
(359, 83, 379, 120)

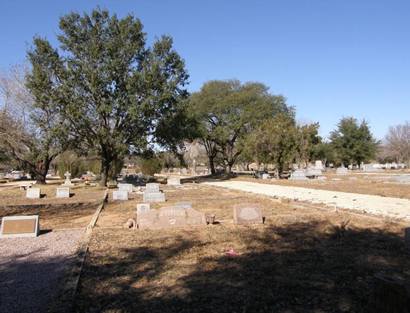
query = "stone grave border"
(48, 189, 108, 313)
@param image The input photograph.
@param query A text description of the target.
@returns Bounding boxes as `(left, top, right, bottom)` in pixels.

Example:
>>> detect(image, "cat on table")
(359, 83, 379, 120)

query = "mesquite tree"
(28, 9, 189, 185)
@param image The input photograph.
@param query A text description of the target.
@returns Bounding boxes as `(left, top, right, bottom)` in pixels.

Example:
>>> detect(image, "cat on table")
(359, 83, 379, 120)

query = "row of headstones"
(113, 179, 181, 202)
(133, 202, 264, 229)
(26, 187, 71, 199)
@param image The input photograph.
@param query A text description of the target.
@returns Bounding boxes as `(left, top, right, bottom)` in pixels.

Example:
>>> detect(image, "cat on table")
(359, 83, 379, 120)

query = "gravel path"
(0, 229, 83, 313)
(205, 181, 410, 221)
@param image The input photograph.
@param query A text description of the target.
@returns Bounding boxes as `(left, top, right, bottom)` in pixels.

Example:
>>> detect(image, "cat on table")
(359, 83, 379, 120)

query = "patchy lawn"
(75, 184, 410, 313)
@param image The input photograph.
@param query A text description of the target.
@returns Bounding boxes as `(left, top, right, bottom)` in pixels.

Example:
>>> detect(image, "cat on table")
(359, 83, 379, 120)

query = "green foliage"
(295, 123, 321, 166)
(27, 8, 189, 185)
(189, 80, 293, 174)
(139, 157, 162, 176)
(330, 117, 379, 166)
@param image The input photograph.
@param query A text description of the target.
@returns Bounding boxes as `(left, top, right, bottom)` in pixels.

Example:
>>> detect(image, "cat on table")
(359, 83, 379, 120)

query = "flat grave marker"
(137, 203, 151, 214)
(233, 205, 263, 225)
(167, 177, 181, 186)
(56, 187, 70, 198)
(1, 215, 39, 238)
(145, 183, 160, 193)
(26, 188, 41, 199)
(137, 206, 206, 229)
(143, 191, 165, 203)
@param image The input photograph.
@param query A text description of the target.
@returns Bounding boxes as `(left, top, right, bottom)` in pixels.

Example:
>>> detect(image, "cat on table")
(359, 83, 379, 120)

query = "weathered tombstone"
(62, 171, 74, 186)
(261, 173, 270, 180)
(118, 183, 133, 193)
(26, 187, 40, 199)
(336, 166, 349, 176)
(113, 189, 128, 201)
(137, 203, 151, 214)
(289, 169, 308, 180)
(305, 168, 323, 177)
(181, 168, 188, 175)
(314, 160, 324, 170)
(1, 215, 39, 238)
(137, 206, 206, 229)
(56, 187, 70, 198)
(167, 176, 181, 186)
(233, 205, 263, 225)
(145, 183, 160, 193)
(143, 191, 165, 202)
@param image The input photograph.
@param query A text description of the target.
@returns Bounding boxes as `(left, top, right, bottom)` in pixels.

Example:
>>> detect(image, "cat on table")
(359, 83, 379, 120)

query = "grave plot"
(74, 184, 410, 313)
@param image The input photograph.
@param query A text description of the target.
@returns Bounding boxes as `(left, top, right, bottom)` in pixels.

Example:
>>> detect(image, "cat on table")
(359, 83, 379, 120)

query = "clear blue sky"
(1, 0, 409, 139)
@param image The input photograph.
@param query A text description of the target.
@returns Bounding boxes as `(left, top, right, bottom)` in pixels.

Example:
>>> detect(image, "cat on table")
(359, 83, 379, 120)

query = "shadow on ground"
(72, 222, 410, 313)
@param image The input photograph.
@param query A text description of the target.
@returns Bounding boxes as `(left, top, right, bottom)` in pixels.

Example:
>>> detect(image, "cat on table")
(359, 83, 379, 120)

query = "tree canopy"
(330, 117, 379, 166)
(27, 9, 189, 185)
(189, 80, 293, 174)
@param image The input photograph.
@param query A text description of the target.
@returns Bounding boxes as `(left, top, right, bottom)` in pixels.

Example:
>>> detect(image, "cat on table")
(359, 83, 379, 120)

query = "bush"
(140, 158, 162, 176)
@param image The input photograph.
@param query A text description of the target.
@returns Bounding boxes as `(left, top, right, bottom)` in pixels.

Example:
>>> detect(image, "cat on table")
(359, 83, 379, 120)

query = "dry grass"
(75, 183, 410, 313)
(0, 185, 106, 229)
(235, 173, 410, 199)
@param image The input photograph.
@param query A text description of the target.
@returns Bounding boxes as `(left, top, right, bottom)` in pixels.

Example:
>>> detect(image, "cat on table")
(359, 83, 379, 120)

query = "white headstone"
(26, 188, 40, 199)
(336, 166, 349, 176)
(145, 183, 160, 193)
(143, 191, 165, 202)
(261, 173, 270, 180)
(289, 169, 308, 180)
(113, 190, 128, 201)
(56, 187, 70, 198)
(118, 183, 133, 193)
(314, 160, 324, 170)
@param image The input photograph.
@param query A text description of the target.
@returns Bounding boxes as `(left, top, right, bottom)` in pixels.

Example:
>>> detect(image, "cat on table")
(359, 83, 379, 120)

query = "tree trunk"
(100, 157, 111, 187)
(209, 156, 216, 175)
(34, 158, 51, 184)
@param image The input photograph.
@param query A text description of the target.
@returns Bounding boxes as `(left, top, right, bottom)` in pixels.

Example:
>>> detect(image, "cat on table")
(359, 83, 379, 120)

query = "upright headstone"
(143, 191, 165, 202)
(289, 169, 308, 180)
(62, 171, 74, 186)
(314, 160, 324, 170)
(145, 183, 160, 193)
(137, 203, 151, 214)
(56, 187, 70, 198)
(118, 183, 133, 193)
(305, 168, 323, 177)
(26, 188, 40, 199)
(113, 189, 128, 201)
(233, 205, 263, 225)
(336, 165, 349, 176)
(261, 173, 270, 180)
(1, 215, 39, 238)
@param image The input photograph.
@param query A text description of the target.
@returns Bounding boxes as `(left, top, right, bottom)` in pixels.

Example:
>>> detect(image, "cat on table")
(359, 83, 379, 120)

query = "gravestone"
(118, 183, 133, 193)
(314, 160, 324, 170)
(145, 183, 160, 193)
(113, 189, 128, 201)
(336, 166, 349, 176)
(1, 215, 39, 238)
(137, 206, 206, 229)
(305, 168, 323, 177)
(167, 177, 181, 186)
(143, 191, 165, 202)
(137, 203, 151, 214)
(261, 173, 270, 179)
(62, 171, 74, 186)
(289, 169, 308, 180)
(56, 187, 70, 198)
(26, 188, 40, 199)
(233, 205, 263, 225)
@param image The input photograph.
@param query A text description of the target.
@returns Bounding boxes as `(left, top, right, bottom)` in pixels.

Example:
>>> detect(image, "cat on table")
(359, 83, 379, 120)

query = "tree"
(330, 117, 379, 166)
(189, 80, 292, 174)
(384, 122, 410, 165)
(28, 9, 189, 185)
(246, 114, 298, 177)
(295, 122, 321, 167)
(0, 65, 69, 183)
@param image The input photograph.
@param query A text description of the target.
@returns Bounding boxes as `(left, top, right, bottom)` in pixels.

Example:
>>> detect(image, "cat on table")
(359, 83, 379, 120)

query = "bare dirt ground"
(75, 184, 410, 313)
(235, 172, 410, 200)
(0, 182, 106, 206)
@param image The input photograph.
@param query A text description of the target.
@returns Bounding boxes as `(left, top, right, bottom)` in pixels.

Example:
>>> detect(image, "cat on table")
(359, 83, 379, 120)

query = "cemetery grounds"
(1, 174, 410, 313)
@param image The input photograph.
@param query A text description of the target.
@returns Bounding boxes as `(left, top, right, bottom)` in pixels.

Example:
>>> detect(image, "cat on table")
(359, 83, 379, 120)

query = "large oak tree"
(28, 9, 189, 185)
